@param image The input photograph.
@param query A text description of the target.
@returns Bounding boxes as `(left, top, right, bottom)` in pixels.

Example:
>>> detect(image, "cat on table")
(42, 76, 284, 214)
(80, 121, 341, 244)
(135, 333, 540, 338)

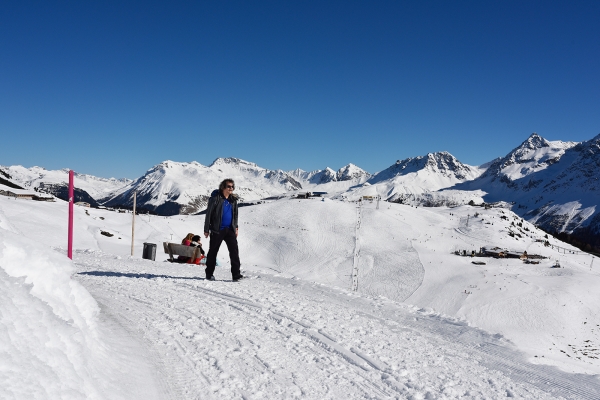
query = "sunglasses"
(226, 185, 235, 189)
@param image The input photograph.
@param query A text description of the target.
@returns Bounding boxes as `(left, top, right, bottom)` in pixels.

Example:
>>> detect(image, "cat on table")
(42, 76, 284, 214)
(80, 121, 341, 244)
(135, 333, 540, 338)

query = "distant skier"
(204, 179, 243, 282)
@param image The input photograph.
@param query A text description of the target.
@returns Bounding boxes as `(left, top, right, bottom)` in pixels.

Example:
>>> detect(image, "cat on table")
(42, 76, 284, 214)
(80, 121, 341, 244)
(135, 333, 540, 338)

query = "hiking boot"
(232, 275, 244, 282)
(206, 275, 216, 281)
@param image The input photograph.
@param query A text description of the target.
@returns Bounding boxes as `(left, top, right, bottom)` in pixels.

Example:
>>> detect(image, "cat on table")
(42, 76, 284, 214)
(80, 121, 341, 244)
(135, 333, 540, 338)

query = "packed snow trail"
(74, 251, 600, 399)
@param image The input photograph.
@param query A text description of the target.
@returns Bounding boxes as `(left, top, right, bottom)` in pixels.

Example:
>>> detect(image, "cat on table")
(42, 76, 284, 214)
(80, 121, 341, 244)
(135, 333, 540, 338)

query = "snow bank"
(0, 227, 104, 399)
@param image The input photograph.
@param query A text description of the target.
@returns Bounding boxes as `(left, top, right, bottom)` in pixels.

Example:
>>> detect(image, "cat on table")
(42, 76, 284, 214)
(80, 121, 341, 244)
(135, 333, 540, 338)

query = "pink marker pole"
(68, 170, 74, 259)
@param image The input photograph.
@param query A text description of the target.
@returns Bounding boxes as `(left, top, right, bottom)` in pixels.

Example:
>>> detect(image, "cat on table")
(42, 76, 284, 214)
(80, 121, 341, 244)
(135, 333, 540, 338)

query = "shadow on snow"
(78, 271, 206, 281)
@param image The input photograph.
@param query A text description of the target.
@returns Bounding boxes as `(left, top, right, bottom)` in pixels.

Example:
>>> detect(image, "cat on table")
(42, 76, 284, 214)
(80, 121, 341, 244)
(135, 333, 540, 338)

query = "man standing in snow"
(204, 179, 243, 282)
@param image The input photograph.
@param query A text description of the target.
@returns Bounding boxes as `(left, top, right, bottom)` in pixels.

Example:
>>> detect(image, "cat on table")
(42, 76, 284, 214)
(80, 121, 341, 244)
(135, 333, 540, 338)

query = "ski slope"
(1, 195, 600, 399)
(238, 199, 424, 301)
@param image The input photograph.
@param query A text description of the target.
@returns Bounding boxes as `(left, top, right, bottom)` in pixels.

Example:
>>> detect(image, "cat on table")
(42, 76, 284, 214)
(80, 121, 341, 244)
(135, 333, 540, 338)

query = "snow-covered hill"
(2, 194, 600, 398)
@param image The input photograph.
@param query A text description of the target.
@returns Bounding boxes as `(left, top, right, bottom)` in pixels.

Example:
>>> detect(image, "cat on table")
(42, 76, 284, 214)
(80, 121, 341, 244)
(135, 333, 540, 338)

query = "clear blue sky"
(1, 1, 599, 179)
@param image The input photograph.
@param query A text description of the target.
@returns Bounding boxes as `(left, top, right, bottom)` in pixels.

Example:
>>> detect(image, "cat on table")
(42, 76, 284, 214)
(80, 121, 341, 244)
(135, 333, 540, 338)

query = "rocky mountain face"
(473, 133, 577, 185)
(369, 151, 482, 185)
(522, 134, 600, 246)
(454, 133, 600, 249)
(0, 169, 23, 190)
(37, 182, 100, 207)
(535, 134, 600, 198)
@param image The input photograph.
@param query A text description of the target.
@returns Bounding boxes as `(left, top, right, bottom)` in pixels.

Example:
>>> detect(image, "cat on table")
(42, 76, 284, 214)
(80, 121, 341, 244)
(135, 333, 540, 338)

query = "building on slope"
(0, 186, 54, 201)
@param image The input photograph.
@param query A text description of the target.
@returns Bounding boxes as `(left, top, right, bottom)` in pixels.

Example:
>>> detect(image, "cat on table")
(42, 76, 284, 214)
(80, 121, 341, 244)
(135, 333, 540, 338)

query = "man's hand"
(204, 231, 209, 238)
(236, 228, 239, 237)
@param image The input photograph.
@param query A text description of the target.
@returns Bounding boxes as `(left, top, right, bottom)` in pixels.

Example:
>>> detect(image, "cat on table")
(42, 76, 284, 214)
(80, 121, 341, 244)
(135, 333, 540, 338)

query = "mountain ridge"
(4, 133, 599, 252)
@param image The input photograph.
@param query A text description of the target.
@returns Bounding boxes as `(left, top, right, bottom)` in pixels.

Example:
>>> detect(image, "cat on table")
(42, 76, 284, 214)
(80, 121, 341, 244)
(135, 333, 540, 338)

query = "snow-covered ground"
(1, 195, 600, 399)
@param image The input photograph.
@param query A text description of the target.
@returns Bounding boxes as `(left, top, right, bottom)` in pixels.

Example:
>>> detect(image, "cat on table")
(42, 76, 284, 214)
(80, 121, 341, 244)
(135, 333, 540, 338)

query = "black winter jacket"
(203, 189, 239, 234)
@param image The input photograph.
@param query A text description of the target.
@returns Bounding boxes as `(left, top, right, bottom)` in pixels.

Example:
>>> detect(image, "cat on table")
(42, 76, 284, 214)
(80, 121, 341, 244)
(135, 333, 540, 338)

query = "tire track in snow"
(454, 227, 493, 246)
(174, 281, 553, 399)
(93, 285, 248, 399)
(81, 273, 401, 398)
(175, 282, 400, 398)
(76, 259, 592, 399)
(88, 288, 182, 400)
(385, 310, 600, 400)
(256, 273, 600, 400)
(101, 276, 398, 397)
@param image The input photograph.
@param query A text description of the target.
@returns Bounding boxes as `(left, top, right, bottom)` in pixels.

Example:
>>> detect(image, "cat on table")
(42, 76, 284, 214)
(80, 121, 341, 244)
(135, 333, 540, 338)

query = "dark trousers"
(205, 228, 241, 279)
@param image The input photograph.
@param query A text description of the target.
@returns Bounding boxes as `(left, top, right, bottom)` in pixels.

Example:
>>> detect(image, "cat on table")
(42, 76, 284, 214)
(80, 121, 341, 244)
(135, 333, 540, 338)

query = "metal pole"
(131, 191, 136, 256)
(68, 170, 74, 259)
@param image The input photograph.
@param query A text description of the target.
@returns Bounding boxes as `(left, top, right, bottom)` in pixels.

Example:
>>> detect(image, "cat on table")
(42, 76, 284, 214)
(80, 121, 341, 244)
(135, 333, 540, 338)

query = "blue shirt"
(220, 198, 233, 230)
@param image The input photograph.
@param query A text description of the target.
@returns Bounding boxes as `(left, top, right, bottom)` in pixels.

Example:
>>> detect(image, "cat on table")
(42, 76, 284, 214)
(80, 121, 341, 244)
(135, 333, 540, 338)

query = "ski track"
(74, 252, 600, 399)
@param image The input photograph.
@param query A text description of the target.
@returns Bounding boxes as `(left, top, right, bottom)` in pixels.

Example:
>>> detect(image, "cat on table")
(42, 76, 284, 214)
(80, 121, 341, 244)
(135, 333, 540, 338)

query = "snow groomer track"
(76, 252, 600, 400)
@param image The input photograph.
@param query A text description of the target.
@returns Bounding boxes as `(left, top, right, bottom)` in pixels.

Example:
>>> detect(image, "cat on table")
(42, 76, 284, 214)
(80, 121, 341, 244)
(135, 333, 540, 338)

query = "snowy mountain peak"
(358, 152, 483, 204)
(480, 133, 579, 182)
(308, 168, 337, 184)
(523, 132, 550, 150)
(374, 151, 478, 183)
(490, 133, 551, 173)
(423, 151, 468, 173)
(103, 158, 303, 215)
(209, 157, 260, 170)
(146, 160, 196, 175)
(287, 168, 307, 177)
(336, 163, 370, 181)
(286, 163, 370, 185)
(582, 133, 600, 151)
